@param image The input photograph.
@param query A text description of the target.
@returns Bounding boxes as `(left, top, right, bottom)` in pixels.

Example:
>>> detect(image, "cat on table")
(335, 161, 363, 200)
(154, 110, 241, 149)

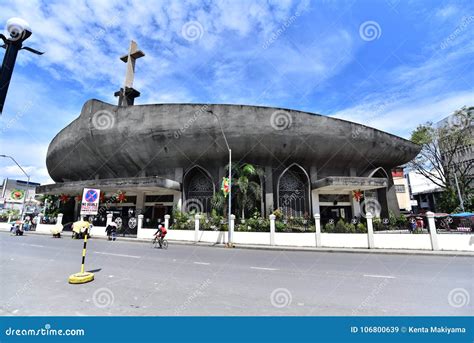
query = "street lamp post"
(210, 111, 232, 244)
(0, 155, 30, 220)
(0, 17, 43, 114)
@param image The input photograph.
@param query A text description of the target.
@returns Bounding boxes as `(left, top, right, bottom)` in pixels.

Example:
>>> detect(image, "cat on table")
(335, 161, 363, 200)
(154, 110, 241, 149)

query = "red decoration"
(59, 194, 70, 203)
(100, 192, 105, 203)
(75, 194, 82, 202)
(117, 191, 127, 203)
(352, 190, 364, 202)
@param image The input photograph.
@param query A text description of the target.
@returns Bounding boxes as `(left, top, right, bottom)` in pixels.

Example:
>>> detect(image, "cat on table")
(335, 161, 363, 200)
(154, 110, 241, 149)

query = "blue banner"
(0, 317, 472, 342)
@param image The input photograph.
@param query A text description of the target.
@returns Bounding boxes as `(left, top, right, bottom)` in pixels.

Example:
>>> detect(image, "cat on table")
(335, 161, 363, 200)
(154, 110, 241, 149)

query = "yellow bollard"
(68, 232, 94, 284)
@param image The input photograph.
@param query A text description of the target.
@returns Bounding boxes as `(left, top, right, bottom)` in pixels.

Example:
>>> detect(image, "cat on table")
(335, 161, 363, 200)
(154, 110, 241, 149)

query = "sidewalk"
(6, 229, 474, 257)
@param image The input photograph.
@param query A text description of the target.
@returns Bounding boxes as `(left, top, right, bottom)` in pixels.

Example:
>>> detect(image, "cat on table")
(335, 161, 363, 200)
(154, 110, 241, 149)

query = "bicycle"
(152, 236, 168, 249)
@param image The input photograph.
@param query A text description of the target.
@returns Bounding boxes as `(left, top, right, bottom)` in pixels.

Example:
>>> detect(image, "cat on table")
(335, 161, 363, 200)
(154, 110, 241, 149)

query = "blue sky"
(0, 0, 473, 184)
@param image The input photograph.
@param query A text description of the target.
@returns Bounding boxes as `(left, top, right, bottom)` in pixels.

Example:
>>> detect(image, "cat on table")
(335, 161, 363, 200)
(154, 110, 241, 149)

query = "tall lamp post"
(0, 154, 30, 220)
(210, 111, 232, 244)
(0, 17, 43, 114)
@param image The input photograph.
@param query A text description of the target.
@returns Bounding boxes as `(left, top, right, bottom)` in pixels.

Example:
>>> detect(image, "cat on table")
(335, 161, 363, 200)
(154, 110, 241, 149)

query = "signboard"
(80, 188, 100, 215)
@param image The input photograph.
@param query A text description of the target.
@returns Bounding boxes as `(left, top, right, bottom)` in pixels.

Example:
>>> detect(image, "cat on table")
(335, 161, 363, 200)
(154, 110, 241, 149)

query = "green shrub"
(356, 223, 367, 233)
(324, 222, 335, 233)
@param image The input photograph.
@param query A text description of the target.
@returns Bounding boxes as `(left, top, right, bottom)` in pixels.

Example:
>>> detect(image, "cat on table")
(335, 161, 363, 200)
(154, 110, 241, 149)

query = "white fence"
(1, 212, 472, 252)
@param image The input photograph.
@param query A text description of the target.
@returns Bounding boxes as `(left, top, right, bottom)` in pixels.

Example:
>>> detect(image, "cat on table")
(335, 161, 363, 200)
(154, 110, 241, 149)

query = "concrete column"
(229, 214, 235, 244)
(269, 214, 276, 245)
(7, 214, 12, 223)
(426, 211, 439, 251)
(264, 166, 274, 216)
(194, 214, 201, 242)
(351, 193, 361, 218)
(311, 190, 320, 215)
(106, 213, 113, 227)
(314, 214, 321, 247)
(37, 213, 43, 226)
(164, 214, 170, 230)
(366, 212, 374, 249)
(137, 214, 144, 239)
(57, 213, 63, 225)
(135, 191, 145, 214)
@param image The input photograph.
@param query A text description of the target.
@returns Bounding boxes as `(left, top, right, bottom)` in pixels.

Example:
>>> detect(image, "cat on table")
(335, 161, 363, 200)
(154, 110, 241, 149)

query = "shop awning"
(312, 176, 387, 192)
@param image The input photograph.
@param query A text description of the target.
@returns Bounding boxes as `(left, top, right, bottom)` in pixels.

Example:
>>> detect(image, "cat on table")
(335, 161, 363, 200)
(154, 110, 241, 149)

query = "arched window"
(277, 164, 310, 218)
(183, 166, 214, 213)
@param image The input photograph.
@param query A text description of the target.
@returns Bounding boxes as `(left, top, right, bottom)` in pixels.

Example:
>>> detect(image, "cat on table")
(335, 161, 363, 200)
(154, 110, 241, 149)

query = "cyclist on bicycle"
(154, 224, 167, 241)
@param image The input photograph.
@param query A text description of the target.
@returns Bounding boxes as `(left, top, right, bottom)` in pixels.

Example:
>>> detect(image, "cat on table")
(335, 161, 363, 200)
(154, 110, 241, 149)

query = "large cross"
(114, 40, 145, 106)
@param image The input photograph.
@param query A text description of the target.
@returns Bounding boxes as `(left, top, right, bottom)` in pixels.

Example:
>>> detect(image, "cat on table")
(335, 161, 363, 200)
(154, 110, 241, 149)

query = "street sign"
(80, 188, 100, 215)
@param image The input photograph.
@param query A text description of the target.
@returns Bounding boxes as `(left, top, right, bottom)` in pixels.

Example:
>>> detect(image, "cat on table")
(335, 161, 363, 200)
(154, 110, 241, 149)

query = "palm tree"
(232, 163, 263, 219)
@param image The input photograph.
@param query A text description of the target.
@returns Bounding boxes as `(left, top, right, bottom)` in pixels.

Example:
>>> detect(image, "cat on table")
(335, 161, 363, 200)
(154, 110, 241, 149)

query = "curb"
(3, 229, 473, 257)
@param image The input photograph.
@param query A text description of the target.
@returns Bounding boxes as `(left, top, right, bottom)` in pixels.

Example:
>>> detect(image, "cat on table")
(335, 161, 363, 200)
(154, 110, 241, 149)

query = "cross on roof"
(120, 40, 145, 89)
(114, 40, 145, 106)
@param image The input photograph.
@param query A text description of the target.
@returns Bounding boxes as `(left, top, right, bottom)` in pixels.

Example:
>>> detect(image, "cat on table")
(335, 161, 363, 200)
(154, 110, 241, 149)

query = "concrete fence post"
(269, 214, 276, 245)
(164, 214, 170, 230)
(426, 211, 439, 251)
(137, 214, 144, 239)
(366, 212, 375, 249)
(194, 214, 201, 242)
(38, 213, 43, 225)
(229, 215, 235, 244)
(106, 213, 113, 227)
(314, 214, 321, 247)
(57, 213, 63, 225)
(8, 214, 12, 223)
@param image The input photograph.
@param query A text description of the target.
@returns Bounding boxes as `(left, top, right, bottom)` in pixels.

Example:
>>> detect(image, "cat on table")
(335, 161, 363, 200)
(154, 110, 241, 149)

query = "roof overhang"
(36, 176, 181, 195)
(312, 176, 387, 193)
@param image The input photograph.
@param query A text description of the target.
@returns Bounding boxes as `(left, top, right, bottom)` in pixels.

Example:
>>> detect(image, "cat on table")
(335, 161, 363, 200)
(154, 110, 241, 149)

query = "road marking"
(250, 266, 278, 271)
(93, 251, 141, 259)
(24, 244, 44, 248)
(363, 274, 396, 279)
(193, 262, 210, 265)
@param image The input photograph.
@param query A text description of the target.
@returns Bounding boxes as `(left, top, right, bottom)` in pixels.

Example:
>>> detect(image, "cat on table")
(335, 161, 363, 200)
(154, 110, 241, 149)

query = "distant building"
(0, 178, 41, 214)
(391, 168, 412, 212)
(437, 107, 473, 188)
(406, 171, 443, 213)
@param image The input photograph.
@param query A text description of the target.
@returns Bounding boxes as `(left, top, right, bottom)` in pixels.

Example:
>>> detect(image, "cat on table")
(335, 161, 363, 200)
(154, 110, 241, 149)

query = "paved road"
(0, 232, 472, 316)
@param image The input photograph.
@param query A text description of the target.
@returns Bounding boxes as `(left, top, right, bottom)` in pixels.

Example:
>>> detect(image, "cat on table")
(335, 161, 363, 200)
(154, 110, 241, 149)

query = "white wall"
(35, 223, 56, 234)
(438, 235, 474, 252)
(234, 232, 270, 245)
(90, 226, 107, 237)
(274, 232, 315, 247)
(322, 233, 369, 248)
(374, 234, 432, 250)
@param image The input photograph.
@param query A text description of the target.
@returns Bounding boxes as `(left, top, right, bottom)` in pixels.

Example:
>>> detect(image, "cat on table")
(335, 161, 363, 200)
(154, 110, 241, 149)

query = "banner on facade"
(80, 188, 100, 215)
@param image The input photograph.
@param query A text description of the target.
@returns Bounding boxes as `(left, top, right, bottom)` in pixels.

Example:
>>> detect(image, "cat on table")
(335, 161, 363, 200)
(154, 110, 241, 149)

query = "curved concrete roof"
(46, 99, 420, 182)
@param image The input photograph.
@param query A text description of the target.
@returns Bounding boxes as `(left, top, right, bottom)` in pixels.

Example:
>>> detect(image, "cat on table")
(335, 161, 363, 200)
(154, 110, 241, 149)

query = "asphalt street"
(0, 232, 472, 316)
